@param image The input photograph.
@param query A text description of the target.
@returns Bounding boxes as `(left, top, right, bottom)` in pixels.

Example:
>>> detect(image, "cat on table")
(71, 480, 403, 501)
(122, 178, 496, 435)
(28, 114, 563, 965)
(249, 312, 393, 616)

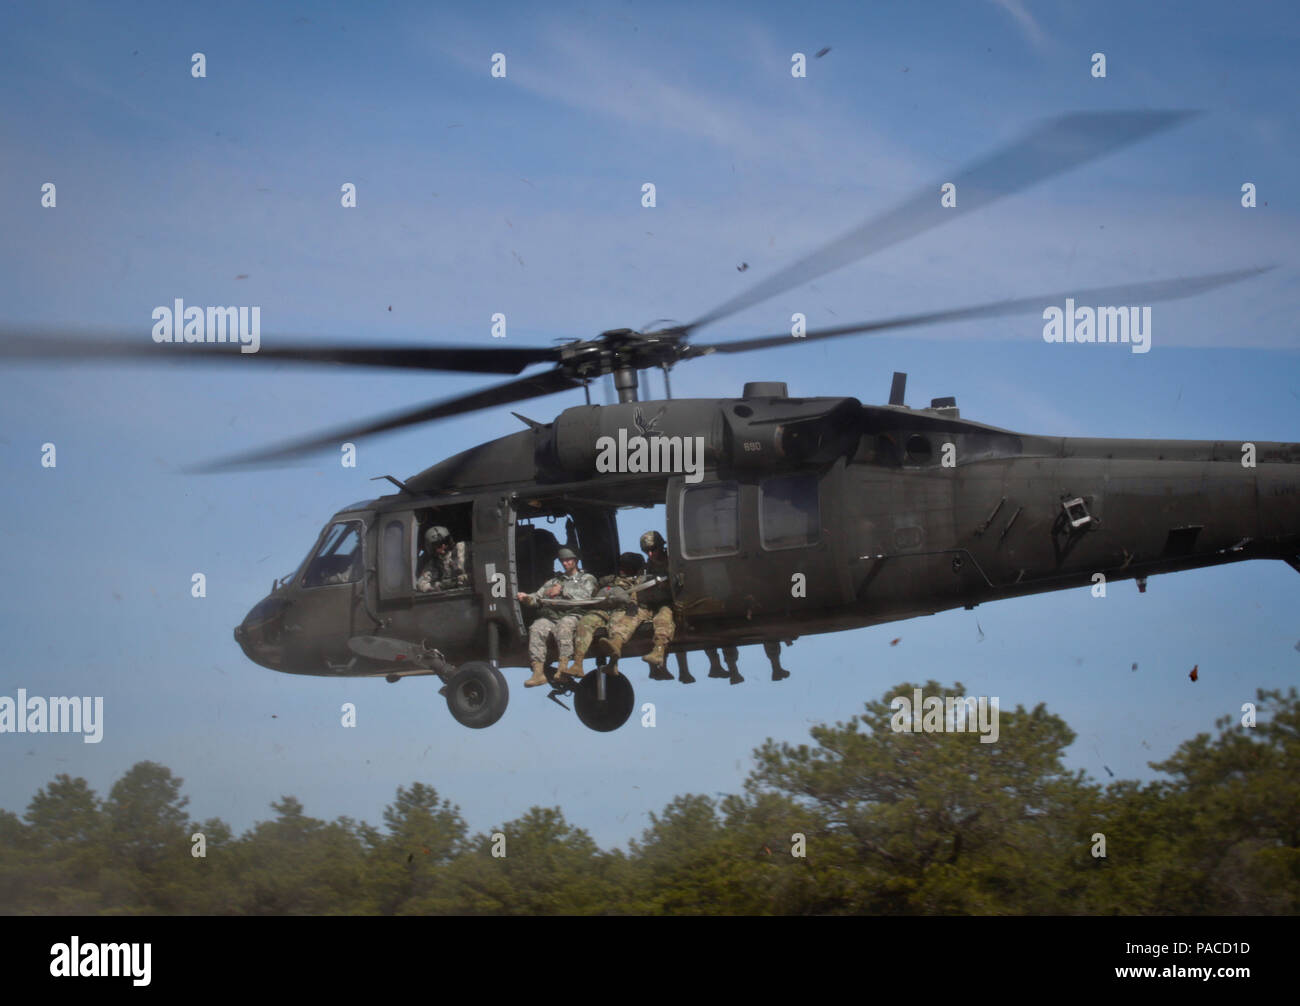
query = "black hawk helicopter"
(4, 112, 1294, 733)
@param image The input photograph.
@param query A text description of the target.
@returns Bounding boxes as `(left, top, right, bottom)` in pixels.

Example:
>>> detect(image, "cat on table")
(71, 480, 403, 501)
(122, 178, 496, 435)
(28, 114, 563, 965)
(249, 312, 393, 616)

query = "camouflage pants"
(527, 615, 580, 663)
(608, 605, 675, 649)
(573, 610, 619, 662)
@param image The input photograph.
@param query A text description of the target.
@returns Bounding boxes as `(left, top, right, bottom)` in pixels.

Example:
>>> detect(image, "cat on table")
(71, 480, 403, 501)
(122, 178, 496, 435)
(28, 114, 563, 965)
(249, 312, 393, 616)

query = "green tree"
(424, 807, 626, 915)
(232, 797, 370, 914)
(1124, 687, 1300, 913)
(743, 680, 1095, 913)
(20, 775, 108, 914)
(367, 782, 468, 914)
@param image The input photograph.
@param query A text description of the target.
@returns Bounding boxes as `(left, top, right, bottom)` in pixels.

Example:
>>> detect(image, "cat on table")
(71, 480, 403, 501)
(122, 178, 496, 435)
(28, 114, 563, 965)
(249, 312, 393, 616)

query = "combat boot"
(645, 641, 672, 680)
(557, 657, 584, 681)
(524, 661, 548, 688)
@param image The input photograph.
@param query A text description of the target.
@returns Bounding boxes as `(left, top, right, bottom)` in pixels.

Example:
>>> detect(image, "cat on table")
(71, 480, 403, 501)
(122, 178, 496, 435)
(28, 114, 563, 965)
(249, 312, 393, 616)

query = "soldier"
(516, 546, 596, 688)
(571, 551, 646, 678)
(416, 526, 469, 592)
(608, 530, 685, 682)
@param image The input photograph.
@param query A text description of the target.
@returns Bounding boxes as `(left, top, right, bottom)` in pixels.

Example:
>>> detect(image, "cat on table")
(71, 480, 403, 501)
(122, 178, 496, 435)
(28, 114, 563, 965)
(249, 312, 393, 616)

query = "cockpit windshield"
(301, 521, 362, 588)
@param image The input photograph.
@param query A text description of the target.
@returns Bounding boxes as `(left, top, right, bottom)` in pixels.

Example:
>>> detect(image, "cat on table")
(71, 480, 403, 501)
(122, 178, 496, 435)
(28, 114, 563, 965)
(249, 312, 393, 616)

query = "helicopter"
(3, 111, 1294, 734)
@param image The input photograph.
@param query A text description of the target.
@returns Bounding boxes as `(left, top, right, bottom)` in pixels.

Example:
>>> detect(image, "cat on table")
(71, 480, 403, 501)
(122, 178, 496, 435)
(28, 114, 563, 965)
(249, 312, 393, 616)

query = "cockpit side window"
(302, 521, 363, 588)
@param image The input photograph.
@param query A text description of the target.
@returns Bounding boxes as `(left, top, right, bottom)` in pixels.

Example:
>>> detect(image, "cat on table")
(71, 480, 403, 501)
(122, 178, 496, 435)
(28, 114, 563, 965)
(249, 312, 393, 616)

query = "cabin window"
(681, 483, 739, 558)
(380, 519, 409, 592)
(302, 521, 363, 588)
(760, 474, 820, 550)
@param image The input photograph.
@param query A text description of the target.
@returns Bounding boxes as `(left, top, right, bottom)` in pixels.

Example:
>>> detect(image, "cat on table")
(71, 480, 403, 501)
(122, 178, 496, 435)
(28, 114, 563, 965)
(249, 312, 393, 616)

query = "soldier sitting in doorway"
(571, 551, 646, 678)
(607, 530, 683, 682)
(517, 546, 596, 688)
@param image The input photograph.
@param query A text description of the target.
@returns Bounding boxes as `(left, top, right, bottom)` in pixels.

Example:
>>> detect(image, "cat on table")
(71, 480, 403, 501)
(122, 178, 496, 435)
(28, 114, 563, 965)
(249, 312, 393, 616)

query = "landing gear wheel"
(445, 661, 508, 729)
(573, 670, 635, 732)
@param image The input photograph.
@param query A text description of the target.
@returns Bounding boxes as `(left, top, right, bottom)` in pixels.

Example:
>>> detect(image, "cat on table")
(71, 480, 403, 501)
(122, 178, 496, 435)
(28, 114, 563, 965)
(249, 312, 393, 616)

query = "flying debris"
(1189, 665, 1199, 683)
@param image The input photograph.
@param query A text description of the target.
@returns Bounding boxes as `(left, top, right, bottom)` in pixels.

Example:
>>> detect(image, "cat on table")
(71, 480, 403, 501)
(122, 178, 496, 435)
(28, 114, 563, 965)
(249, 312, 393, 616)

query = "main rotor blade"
(683, 110, 1197, 333)
(687, 267, 1272, 357)
(193, 368, 581, 471)
(0, 328, 559, 375)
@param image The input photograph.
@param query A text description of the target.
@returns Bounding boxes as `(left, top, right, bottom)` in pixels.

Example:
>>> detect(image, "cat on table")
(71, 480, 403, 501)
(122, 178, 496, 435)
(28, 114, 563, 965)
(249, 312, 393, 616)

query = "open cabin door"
(473, 494, 526, 647)
(666, 461, 851, 623)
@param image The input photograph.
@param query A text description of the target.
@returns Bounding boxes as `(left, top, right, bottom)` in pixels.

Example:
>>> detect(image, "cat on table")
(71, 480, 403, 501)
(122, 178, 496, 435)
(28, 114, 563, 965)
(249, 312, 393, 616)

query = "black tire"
(573, 670, 635, 732)
(445, 661, 509, 729)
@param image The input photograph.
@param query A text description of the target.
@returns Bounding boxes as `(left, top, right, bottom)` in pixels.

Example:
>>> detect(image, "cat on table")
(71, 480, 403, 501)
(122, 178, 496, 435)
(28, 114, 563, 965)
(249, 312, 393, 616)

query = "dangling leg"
(645, 606, 675, 680)
(554, 614, 582, 681)
(525, 619, 553, 687)
(568, 613, 600, 680)
(724, 645, 743, 685)
(764, 640, 790, 681)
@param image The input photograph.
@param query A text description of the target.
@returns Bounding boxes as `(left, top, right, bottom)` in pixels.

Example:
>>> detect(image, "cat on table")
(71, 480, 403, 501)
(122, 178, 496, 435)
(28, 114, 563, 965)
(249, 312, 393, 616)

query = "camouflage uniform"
(572, 571, 642, 665)
(417, 540, 470, 592)
(522, 567, 596, 663)
(608, 551, 674, 655)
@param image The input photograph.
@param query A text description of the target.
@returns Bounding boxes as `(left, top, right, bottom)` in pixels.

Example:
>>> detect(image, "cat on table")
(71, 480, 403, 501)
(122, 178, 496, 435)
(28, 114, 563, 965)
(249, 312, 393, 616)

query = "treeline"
(2, 682, 1296, 915)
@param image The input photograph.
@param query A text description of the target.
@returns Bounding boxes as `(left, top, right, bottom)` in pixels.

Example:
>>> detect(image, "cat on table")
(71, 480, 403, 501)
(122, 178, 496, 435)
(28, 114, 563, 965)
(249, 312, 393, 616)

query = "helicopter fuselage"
(234, 393, 1300, 685)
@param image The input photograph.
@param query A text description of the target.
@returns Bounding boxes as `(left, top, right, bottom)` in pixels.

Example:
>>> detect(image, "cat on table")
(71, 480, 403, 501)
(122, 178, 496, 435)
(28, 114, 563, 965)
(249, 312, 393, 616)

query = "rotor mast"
(612, 365, 639, 403)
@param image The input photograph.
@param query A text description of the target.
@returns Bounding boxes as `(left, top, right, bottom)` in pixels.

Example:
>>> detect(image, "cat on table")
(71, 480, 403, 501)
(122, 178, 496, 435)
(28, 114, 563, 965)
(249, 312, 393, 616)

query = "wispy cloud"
(990, 0, 1050, 51)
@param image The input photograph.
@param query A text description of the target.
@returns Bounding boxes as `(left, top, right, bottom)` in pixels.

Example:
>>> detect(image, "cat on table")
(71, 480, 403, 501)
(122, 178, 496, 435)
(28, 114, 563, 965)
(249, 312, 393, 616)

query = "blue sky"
(0, 0, 1297, 850)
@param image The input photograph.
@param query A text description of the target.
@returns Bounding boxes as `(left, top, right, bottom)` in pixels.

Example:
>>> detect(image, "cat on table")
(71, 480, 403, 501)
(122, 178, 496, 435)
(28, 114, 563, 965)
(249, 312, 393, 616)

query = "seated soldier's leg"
(724, 644, 743, 685)
(571, 612, 604, 675)
(605, 607, 649, 675)
(707, 647, 729, 678)
(555, 615, 583, 679)
(607, 607, 648, 656)
(645, 606, 675, 680)
(525, 618, 555, 687)
(764, 639, 790, 681)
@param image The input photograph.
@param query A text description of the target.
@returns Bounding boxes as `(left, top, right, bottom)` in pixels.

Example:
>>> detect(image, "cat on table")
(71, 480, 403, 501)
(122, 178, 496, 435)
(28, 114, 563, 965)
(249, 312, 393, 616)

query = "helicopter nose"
(235, 595, 289, 670)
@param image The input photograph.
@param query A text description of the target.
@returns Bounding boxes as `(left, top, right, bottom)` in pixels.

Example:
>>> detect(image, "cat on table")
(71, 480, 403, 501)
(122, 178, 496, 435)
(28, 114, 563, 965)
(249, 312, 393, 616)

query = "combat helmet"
(639, 530, 665, 552)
